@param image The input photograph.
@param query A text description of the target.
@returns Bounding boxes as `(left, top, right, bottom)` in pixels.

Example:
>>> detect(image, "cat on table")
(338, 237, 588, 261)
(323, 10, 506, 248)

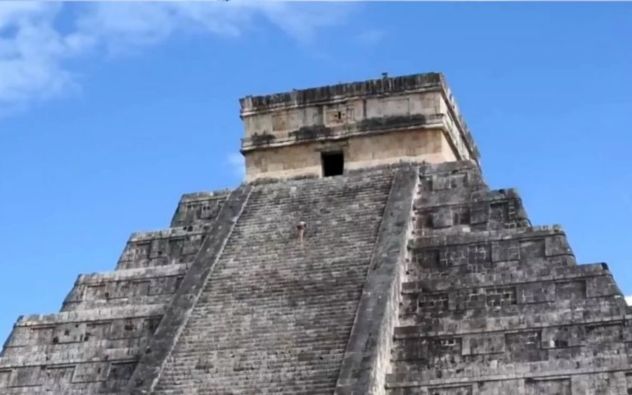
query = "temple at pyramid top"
(239, 72, 480, 181)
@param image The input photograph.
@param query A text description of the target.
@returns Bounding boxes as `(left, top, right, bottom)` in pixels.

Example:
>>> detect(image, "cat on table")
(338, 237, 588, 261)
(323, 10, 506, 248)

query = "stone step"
(1, 389, 120, 395)
(403, 261, 606, 285)
(414, 187, 521, 210)
(417, 161, 481, 178)
(413, 190, 529, 231)
(408, 227, 574, 274)
(75, 264, 187, 283)
(0, 345, 140, 367)
(116, 227, 208, 270)
(15, 304, 164, 327)
(62, 264, 186, 311)
(392, 321, 632, 362)
(171, 328, 354, 350)
(386, 347, 629, 387)
(399, 271, 621, 318)
(4, 305, 164, 353)
(62, 294, 173, 312)
(394, 298, 627, 337)
(171, 190, 230, 227)
(1, 389, 123, 395)
(0, 359, 137, 393)
(156, 363, 343, 391)
(170, 190, 230, 227)
(409, 225, 567, 249)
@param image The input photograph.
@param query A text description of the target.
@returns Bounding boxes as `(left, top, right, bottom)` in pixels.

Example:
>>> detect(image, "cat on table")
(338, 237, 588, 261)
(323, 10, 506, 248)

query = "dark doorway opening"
(321, 151, 344, 177)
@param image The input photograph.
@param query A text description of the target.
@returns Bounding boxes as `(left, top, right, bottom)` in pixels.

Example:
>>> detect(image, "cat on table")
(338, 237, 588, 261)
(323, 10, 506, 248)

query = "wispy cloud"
(0, 3, 88, 116)
(0, 1, 352, 117)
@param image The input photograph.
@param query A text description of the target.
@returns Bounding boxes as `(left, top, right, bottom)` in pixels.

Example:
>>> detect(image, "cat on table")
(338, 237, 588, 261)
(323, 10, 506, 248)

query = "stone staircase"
(153, 168, 398, 394)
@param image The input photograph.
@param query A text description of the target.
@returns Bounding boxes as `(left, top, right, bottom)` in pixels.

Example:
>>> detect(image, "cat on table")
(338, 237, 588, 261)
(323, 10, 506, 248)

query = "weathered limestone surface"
(1, 73, 631, 394)
(2, 167, 631, 395)
(240, 73, 479, 181)
(153, 167, 398, 394)
(0, 191, 229, 393)
(334, 166, 418, 395)
(384, 161, 632, 395)
(128, 185, 253, 393)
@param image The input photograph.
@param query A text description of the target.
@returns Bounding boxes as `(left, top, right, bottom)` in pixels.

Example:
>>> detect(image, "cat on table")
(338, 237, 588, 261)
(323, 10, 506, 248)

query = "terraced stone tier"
(0, 187, 229, 393)
(116, 227, 208, 270)
(170, 191, 229, 227)
(385, 162, 632, 395)
(62, 264, 188, 312)
(0, 305, 163, 393)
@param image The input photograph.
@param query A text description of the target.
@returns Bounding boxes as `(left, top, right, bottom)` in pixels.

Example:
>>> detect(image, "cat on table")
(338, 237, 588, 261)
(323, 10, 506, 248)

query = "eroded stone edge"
(125, 185, 252, 394)
(334, 166, 418, 395)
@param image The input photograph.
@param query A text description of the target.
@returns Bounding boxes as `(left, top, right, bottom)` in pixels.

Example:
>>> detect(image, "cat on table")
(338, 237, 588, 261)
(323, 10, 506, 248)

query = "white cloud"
(0, 1, 352, 117)
(258, 2, 352, 43)
(0, 3, 88, 115)
(626, 295, 632, 306)
(75, 2, 255, 54)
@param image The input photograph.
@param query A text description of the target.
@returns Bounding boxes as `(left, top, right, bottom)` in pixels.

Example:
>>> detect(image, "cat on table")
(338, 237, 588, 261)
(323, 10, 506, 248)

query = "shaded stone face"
(1, 73, 631, 395)
(239, 73, 480, 181)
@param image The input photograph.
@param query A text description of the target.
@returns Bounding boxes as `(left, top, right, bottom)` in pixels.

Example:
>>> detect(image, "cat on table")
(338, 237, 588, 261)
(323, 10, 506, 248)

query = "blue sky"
(0, 2, 631, 341)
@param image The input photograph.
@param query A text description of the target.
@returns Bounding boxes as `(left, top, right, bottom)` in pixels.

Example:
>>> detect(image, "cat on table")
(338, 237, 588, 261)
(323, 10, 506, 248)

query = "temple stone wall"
(0, 191, 228, 393)
(241, 90, 442, 139)
(244, 129, 456, 181)
(240, 73, 479, 181)
(384, 161, 632, 395)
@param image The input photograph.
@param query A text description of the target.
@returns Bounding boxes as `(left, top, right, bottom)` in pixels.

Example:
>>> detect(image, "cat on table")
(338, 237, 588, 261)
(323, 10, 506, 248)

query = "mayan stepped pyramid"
(1, 73, 631, 394)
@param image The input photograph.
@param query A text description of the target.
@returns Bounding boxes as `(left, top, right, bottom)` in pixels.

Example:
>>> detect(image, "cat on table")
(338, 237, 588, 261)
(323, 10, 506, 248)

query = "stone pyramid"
(1, 73, 630, 394)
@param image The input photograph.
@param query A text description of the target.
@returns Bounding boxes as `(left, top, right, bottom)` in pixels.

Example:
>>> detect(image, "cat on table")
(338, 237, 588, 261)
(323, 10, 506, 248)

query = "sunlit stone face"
(238, 73, 479, 181)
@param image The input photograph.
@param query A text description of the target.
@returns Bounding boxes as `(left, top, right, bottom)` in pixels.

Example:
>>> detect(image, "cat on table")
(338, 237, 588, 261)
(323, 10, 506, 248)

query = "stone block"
(491, 239, 520, 262)
(461, 333, 505, 356)
(516, 283, 555, 304)
(586, 275, 619, 298)
(525, 377, 571, 395)
(545, 235, 571, 256)
(432, 208, 453, 228)
(72, 362, 108, 383)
